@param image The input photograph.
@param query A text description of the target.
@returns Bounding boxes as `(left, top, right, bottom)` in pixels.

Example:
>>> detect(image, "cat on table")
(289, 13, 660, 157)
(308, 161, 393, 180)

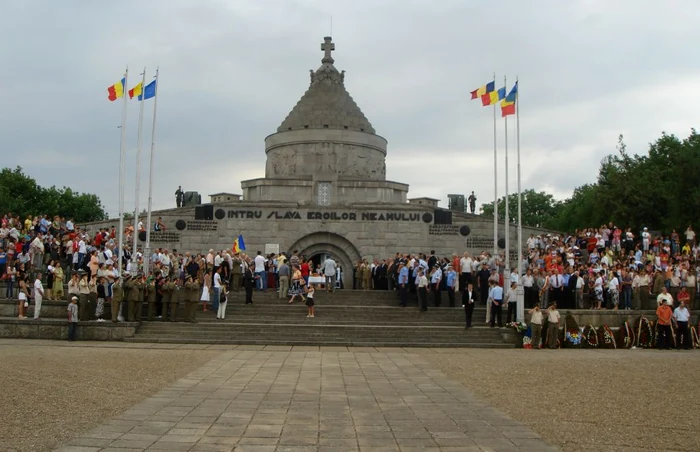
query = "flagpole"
(504, 75, 510, 288)
(492, 72, 498, 259)
(117, 66, 129, 278)
(132, 67, 147, 275)
(144, 67, 159, 276)
(516, 77, 524, 323)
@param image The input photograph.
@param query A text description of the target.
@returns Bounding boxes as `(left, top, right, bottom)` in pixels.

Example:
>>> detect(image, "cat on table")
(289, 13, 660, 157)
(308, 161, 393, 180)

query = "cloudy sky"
(1, 0, 698, 218)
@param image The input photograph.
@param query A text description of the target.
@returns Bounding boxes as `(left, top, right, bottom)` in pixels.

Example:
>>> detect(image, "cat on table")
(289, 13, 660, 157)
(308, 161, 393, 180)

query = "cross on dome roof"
(321, 36, 335, 64)
(276, 36, 376, 134)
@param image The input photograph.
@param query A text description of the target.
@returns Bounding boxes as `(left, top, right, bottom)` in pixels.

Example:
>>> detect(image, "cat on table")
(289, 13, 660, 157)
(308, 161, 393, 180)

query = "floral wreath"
(636, 316, 655, 348)
(598, 325, 617, 349)
(582, 325, 598, 348)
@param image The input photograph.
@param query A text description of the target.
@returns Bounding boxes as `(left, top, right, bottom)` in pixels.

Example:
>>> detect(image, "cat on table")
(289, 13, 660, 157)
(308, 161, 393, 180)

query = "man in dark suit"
(375, 260, 387, 290)
(243, 263, 255, 304)
(463, 283, 476, 328)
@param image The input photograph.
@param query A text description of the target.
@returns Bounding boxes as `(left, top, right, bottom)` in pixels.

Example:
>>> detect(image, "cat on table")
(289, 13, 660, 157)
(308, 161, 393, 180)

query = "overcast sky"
(1, 0, 698, 218)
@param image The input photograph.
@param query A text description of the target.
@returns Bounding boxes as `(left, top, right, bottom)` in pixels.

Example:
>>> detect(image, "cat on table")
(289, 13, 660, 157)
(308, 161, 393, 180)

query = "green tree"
(480, 189, 562, 228)
(0, 166, 107, 222)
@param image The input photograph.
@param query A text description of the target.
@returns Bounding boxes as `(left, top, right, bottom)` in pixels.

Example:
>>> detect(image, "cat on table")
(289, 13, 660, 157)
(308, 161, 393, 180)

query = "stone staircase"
(0, 283, 515, 347)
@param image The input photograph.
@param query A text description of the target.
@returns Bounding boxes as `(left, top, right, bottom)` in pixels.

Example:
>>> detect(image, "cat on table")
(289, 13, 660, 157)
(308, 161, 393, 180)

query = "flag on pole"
(128, 82, 143, 99)
(470, 81, 495, 100)
(232, 234, 246, 253)
(481, 86, 506, 106)
(107, 77, 125, 101)
(501, 82, 518, 117)
(138, 79, 157, 101)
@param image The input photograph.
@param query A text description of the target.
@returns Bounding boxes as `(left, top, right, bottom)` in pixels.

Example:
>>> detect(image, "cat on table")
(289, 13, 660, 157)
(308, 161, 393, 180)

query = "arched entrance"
(288, 232, 361, 289)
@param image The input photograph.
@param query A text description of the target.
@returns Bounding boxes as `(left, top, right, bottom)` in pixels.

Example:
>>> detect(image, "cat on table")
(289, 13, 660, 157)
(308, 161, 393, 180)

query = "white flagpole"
(492, 73, 498, 259)
(144, 67, 159, 275)
(117, 67, 129, 278)
(516, 78, 525, 323)
(504, 75, 510, 288)
(132, 67, 147, 275)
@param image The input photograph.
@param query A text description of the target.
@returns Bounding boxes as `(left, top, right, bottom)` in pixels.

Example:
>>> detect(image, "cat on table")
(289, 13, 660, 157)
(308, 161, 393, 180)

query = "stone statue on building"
(468, 191, 477, 214)
(175, 186, 184, 208)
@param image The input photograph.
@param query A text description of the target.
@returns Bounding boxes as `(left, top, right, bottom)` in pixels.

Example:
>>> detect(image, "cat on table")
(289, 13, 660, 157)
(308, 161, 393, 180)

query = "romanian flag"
(470, 81, 495, 101)
(232, 234, 246, 253)
(481, 86, 506, 106)
(107, 78, 125, 101)
(500, 82, 518, 117)
(128, 82, 143, 99)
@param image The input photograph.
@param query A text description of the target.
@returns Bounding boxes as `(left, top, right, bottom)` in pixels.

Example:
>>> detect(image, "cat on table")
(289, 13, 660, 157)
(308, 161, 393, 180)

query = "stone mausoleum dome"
(241, 37, 408, 206)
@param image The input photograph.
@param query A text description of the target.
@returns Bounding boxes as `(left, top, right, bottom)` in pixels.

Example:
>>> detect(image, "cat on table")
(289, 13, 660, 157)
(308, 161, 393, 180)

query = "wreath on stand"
(597, 325, 617, 349)
(582, 325, 598, 348)
(615, 321, 636, 349)
(635, 316, 655, 348)
(563, 312, 582, 348)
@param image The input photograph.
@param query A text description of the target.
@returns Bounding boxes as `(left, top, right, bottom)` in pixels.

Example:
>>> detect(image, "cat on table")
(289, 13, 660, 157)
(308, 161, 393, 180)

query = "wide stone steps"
(126, 322, 510, 348)
(0, 285, 514, 347)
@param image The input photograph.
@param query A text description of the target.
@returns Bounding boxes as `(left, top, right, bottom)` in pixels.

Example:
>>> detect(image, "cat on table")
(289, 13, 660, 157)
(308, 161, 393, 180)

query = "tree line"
(481, 129, 700, 233)
(0, 166, 107, 222)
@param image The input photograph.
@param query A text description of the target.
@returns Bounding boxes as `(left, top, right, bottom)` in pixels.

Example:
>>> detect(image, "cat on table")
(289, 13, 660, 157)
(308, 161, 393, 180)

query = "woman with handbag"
(288, 265, 306, 304)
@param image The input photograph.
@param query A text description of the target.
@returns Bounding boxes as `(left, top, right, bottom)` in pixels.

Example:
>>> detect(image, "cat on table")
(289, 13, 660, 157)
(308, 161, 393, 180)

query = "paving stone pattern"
(56, 350, 557, 452)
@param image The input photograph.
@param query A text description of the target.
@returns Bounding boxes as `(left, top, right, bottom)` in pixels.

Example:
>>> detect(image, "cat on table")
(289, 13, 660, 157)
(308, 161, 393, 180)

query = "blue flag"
(138, 79, 157, 101)
(237, 234, 246, 251)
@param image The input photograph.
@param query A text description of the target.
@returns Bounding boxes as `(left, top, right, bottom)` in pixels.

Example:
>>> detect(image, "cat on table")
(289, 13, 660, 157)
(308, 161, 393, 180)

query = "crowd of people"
(1, 212, 698, 345)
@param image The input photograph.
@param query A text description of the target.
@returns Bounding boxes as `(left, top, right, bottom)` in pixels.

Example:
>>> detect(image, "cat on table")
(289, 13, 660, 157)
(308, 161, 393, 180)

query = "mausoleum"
(86, 37, 551, 288)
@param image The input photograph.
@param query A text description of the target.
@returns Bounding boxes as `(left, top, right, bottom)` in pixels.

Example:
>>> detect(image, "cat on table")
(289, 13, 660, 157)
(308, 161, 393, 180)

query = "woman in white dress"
(200, 270, 211, 312)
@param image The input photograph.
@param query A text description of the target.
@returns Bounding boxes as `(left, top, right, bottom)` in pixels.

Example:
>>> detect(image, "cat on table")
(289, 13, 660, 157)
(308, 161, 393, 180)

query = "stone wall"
(84, 202, 556, 264)
(264, 129, 388, 180)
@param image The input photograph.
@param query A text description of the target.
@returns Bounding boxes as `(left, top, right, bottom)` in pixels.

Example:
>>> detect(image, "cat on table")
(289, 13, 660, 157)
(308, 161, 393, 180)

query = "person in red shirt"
(300, 259, 310, 286)
(656, 302, 673, 350)
(677, 286, 691, 306)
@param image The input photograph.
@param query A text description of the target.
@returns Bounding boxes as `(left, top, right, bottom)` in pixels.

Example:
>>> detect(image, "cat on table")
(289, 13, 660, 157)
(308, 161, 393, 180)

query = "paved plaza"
(53, 346, 555, 452)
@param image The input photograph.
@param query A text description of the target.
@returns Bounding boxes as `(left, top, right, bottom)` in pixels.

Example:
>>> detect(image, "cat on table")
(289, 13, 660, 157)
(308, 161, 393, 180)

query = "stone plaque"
(265, 244, 280, 255)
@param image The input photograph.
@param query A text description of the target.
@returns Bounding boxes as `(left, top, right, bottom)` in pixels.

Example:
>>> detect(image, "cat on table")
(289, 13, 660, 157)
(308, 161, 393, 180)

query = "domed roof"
(277, 37, 376, 134)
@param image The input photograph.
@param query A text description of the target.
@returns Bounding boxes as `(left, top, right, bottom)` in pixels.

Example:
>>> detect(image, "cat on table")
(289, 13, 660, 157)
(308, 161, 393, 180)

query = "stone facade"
(85, 203, 552, 288)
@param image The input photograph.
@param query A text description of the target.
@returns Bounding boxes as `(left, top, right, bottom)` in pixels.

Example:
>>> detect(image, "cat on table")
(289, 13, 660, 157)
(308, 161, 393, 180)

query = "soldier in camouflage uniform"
(135, 273, 145, 322)
(231, 254, 242, 291)
(161, 278, 175, 322)
(146, 274, 157, 321)
(126, 274, 142, 322)
(169, 279, 180, 322)
(184, 275, 199, 323)
(111, 275, 124, 323)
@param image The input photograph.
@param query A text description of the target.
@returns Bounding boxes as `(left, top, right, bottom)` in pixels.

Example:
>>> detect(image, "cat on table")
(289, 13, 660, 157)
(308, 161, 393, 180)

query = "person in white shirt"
(642, 227, 651, 251)
(213, 267, 223, 312)
(323, 257, 337, 293)
(509, 268, 519, 285)
(528, 304, 544, 349)
(592, 271, 604, 310)
(505, 281, 518, 323)
(608, 273, 620, 310)
(33, 273, 44, 320)
(575, 270, 585, 309)
(657, 286, 673, 306)
(417, 269, 429, 312)
(253, 251, 266, 291)
(459, 253, 473, 291)
(673, 301, 691, 349)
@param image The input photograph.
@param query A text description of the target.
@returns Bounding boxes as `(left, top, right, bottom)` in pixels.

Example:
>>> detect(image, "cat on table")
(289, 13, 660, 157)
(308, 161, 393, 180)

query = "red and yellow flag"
(128, 82, 143, 99)
(107, 78, 125, 101)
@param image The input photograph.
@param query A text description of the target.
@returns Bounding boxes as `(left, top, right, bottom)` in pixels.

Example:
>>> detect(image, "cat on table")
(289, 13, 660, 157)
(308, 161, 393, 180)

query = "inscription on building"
(224, 210, 422, 222)
(186, 220, 218, 231)
(429, 225, 460, 235)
